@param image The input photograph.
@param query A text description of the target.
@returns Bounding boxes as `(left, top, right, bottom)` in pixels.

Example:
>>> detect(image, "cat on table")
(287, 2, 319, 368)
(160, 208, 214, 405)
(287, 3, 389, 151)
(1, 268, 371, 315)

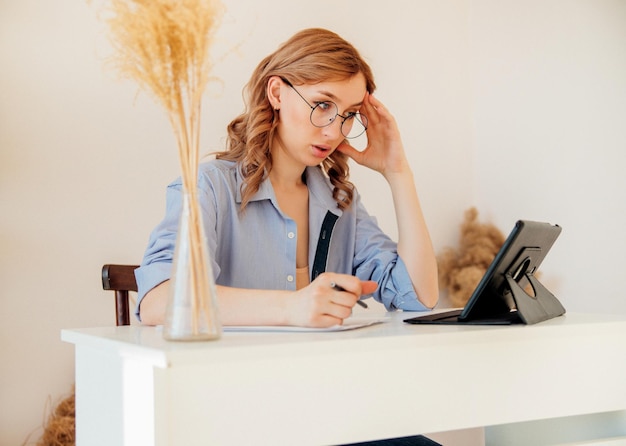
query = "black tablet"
(405, 220, 565, 325)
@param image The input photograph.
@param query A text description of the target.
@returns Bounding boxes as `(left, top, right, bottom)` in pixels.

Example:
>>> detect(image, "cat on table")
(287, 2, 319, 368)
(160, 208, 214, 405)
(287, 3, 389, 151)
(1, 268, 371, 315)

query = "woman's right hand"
(286, 273, 377, 327)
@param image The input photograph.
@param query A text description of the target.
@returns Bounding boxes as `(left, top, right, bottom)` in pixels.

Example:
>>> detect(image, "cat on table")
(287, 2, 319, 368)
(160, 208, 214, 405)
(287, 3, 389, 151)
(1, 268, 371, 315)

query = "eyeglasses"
(281, 78, 368, 139)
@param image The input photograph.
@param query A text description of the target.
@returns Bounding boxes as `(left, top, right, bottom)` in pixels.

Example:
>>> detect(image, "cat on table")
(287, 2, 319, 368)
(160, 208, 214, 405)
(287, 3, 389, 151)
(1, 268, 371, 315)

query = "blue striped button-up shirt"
(135, 159, 428, 320)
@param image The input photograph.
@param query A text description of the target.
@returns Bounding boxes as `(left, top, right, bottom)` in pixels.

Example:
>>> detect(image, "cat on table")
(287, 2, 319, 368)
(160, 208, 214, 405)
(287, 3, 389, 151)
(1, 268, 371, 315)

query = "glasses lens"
(309, 101, 368, 139)
(310, 102, 338, 128)
(341, 113, 368, 139)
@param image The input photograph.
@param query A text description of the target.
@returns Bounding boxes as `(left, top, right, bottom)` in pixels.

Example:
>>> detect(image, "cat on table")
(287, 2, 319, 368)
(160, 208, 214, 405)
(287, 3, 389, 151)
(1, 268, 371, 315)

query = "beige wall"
(1, 0, 624, 444)
(470, 0, 626, 314)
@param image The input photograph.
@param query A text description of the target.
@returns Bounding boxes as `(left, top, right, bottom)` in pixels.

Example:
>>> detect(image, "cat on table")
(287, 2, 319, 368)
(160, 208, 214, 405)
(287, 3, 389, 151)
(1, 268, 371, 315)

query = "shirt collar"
(234, 166, 274, 204)
(235, 165, 343, 217)
(305, 166, 343, 217)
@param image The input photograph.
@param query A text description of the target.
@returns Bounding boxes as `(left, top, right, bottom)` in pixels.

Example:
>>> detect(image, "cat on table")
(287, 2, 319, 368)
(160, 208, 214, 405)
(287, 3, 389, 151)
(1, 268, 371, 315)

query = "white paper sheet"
(223, 318, 386, 333)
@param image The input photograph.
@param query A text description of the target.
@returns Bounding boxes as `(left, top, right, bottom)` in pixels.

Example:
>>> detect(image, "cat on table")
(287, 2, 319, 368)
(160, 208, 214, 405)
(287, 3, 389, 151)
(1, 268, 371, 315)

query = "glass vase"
(163, 190, 221, 341)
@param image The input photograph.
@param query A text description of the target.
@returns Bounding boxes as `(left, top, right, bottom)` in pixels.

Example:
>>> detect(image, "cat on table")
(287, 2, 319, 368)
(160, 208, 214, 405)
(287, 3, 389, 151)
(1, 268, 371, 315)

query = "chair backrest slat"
(102, 264, 139, 326)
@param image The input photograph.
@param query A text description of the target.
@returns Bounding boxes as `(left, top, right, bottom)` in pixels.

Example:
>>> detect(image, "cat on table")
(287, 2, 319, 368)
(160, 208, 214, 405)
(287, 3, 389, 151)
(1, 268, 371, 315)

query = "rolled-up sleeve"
(351, 194, 429, 312)
(134, 183, 183, 319)
(379, 256, 430, 311)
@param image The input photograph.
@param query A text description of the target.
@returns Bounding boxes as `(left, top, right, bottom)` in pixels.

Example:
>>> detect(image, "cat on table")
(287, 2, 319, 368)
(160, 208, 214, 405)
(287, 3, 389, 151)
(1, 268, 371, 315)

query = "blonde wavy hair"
(217, 28, 376, 211)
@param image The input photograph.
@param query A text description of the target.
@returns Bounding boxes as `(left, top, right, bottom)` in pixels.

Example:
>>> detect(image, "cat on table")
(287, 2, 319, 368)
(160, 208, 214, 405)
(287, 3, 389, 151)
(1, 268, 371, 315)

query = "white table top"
(62, 310, 626, 369)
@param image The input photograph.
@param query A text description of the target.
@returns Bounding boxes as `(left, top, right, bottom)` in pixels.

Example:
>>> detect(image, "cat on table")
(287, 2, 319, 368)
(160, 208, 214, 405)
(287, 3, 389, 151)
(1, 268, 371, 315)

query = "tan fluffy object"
(438, 208, 505, 308)
(34, 391, 75, 446)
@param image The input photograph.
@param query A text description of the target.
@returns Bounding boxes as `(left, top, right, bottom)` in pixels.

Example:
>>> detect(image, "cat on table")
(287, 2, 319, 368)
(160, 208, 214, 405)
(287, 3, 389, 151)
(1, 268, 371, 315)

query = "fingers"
(361, 280, 378, 295)
(360, 93, 379, 127)
(302, 274, 378, 327)
(328, 277, 378, 298)
(362, 93, 397, 131)
(335, 141, 362, 163)
(361, 93, 382, 119)
(323, 274, 378, 309)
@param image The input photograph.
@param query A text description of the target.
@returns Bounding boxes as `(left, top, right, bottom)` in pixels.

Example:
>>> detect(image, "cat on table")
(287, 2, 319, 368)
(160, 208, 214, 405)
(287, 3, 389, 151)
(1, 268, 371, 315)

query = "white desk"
(62, 311, 626, 446)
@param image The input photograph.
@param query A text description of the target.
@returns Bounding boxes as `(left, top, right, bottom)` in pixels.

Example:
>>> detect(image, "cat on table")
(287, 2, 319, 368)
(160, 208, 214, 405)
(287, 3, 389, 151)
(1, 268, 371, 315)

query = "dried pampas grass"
(104, 0, 224, 335)
(22, 389, 75, 446)
(106, 0, 223, 191)
(37, 392, 75, 446)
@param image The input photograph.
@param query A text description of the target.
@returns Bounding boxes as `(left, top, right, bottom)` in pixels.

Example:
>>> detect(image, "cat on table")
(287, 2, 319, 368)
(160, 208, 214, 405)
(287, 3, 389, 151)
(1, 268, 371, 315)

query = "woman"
(136, 28, 439, 327)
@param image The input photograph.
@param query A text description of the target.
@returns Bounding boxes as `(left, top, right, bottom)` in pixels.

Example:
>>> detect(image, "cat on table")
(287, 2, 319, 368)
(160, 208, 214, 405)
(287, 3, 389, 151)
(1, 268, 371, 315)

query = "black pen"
(330, 282, 368, 308)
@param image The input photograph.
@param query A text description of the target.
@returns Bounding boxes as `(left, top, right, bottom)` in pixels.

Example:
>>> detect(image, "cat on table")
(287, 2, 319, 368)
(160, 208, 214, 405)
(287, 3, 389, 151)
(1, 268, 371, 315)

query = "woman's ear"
(267, 76, 283, 111)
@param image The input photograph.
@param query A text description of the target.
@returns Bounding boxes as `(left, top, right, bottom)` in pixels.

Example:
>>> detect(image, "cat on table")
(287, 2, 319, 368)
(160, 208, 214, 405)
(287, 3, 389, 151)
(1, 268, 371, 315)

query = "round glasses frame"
(281, 78, 368, 139)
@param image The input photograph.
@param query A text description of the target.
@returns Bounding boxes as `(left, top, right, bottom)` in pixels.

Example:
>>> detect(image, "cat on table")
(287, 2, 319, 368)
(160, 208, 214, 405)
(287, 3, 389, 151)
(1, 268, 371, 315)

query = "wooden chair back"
(101, 264, 139, 326)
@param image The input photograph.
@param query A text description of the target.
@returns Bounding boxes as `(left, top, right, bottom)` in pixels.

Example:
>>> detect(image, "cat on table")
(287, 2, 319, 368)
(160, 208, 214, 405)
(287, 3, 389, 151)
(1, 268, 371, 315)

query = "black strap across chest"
(311, 211, 339, 281)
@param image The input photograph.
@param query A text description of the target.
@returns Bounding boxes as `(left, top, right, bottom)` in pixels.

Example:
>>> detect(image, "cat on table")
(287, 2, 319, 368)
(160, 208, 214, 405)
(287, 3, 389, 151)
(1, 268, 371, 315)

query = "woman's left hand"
(335, 93, 410, 178)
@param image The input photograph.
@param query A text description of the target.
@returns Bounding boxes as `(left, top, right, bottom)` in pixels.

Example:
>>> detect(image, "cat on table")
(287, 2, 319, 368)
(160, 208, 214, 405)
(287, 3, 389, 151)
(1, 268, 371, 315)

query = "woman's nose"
(322, 118, 343, 139)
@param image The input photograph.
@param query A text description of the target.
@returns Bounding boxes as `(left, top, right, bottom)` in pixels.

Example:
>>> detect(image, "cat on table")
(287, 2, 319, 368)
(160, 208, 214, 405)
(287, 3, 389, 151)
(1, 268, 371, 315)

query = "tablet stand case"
(505, 271, 566, 324)
(405, 220, 566, 326)
(405, 266, 566, 325)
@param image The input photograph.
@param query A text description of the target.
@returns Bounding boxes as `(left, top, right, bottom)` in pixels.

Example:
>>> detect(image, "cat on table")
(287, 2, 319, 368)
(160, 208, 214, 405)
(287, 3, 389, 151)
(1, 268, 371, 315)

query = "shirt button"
(287, 275, 294, 282)
(287, 232, 295, 239)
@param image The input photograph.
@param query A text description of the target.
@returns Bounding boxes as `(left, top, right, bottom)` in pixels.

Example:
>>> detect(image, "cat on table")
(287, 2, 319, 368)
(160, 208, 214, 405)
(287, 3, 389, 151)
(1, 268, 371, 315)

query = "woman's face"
(273, 73, 367, 168)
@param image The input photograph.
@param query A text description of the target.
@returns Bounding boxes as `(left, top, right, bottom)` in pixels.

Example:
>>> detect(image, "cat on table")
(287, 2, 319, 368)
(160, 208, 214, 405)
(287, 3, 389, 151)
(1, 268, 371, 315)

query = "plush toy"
(438, 207, 505, 308)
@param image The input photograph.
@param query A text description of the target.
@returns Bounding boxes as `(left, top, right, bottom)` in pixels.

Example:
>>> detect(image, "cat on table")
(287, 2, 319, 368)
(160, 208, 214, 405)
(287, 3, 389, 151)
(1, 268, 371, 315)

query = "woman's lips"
(311, 144, 332, 159)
